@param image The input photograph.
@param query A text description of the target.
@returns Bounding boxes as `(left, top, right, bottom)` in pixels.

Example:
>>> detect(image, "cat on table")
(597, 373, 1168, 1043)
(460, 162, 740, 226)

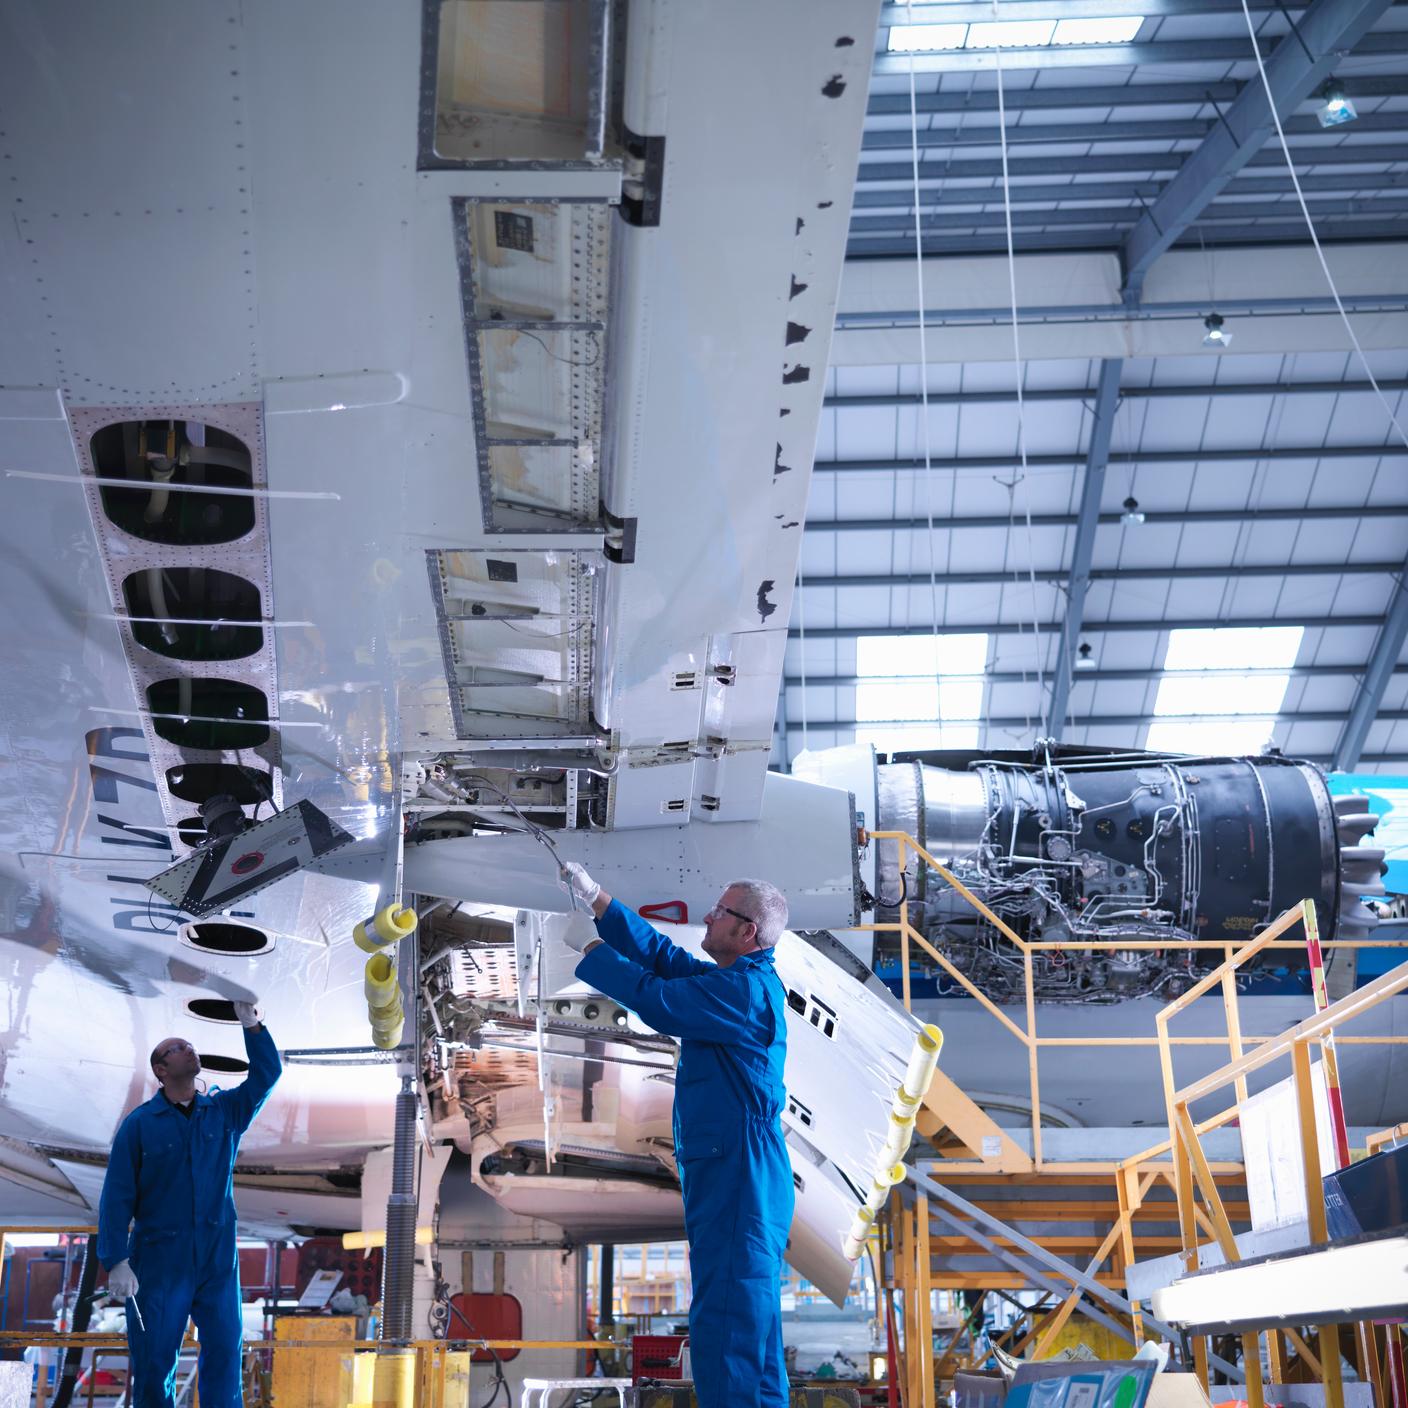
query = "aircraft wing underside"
(0, 0, 883, 1269)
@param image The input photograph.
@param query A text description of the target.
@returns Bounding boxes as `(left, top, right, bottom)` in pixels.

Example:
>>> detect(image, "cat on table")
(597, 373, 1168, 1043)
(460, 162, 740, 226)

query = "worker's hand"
(231, 1000, 262, 1029)
(559, 862, 600, 908)
(559, 918, 601, 956)
(107, 1261, 139, 1300)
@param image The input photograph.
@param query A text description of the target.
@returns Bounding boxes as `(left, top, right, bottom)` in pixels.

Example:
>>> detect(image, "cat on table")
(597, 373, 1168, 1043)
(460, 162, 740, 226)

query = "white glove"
(559, 862, 600, 908)
(107, 1261, 139, 1300)
(232, 1000, 262, 1029)
(559, 916, 600, 956)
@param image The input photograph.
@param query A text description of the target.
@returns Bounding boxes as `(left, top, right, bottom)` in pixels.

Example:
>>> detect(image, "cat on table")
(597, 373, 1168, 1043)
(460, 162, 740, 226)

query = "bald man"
(98, 1003, 280, 1406)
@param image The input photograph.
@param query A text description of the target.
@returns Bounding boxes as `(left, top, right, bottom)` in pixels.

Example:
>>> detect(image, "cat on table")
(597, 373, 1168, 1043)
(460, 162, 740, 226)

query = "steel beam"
(833, 292, 1408, 329)
(807, 504, 1408, 531)
(865, 73, 1408, 117)
(797, 560, 1400, 588)
(787, 613, 1384, 640)
(1120, 0, 1396, 295)
(822, 379, 1408, 410)
(855, 143, 1408, 184)
(882, 0, 1309, 21)
(850, 220, 1408, 258)
(860, 110, 1407, 152)
(852, 173, 1408, 210)
(871, 30, 1405, 76)
(813, 443, 1400, 473)
(785, 664, 1408, 686)
(851, 195, 1408, 236)
(1333, 550, 1408, 768)
(786, 710, 1408, 731)
(779, 740, 1408, 768)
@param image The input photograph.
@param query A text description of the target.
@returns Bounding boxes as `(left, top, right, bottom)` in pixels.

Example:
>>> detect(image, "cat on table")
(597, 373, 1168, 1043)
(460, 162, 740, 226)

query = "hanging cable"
(903, 0, 944, 680)
(991, 7, 1050, 723)
(797, 559, 810, 756)
(1237, 0, 1408, 451)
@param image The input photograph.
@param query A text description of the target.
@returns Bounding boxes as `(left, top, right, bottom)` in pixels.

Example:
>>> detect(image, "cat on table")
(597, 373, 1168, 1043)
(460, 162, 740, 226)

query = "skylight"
(888, 15, 1143, 53)
(889, 22, 967, 53)
(854, 633, 988, 753)
(1145, 626, 1303, 757)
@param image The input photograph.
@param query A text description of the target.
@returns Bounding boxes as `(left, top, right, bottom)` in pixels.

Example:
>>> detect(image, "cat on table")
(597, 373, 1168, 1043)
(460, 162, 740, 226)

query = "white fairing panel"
(404, 770, 861, 927)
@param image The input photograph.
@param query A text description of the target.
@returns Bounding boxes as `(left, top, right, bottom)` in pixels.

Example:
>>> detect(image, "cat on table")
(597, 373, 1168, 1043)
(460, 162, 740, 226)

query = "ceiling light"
(1052, 17, 1144, 46)
(887, 22, 967, 53)
(1316, 81, 1358, 129)
(1121, 496, 1146, 526)
(1202, 313, 1232, 350)
(888, 14, 1146, 54)
(1075, 642, 1096, 671)
(966, 19, 1056, 49)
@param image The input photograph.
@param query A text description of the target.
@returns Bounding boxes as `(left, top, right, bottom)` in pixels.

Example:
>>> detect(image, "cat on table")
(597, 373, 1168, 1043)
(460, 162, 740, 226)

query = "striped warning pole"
(1302, 901, 1351, 1170)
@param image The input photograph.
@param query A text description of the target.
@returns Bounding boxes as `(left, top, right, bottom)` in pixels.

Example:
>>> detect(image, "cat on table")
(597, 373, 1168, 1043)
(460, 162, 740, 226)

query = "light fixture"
(1316, 80, 1358, 129)
(1202, 313, 1232, 350)
(1121, 496, 1145, 526)
(888, 13, 1145, 53)
(870, 1353, 889, 1381)
(1075, 642, 1096, 671)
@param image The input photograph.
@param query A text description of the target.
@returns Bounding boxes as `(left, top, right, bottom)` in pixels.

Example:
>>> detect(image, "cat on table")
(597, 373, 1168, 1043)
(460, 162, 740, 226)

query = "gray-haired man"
(559, 868, 794, 1408)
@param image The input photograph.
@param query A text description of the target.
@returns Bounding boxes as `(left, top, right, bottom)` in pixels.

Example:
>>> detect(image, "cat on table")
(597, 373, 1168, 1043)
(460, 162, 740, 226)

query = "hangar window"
(852, 632, 987, 753)
(122, 569, 263, 661)
(92, 420, 255, 545)
(1145, 626, 1303, 756)
(147, 679, 270, 751)
(165, 762, 273, 807)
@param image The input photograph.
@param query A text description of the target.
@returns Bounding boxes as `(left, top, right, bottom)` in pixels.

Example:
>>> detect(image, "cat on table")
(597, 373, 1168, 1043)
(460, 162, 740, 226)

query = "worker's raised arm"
(213, 1014, 282, 1136)
(577, 943, 756, 1042)
(562, 863, 708, 979)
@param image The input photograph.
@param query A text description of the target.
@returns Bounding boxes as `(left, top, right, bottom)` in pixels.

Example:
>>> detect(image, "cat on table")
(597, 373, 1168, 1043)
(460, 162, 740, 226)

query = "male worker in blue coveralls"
(97, 1002, 281, 1407)
(559, 864, 795, 1408)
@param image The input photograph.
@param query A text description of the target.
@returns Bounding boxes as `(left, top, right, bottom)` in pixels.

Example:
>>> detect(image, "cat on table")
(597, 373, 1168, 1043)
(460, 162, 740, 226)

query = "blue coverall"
(97, 1023, 281, 1407)
(577, 901, 795, 1408)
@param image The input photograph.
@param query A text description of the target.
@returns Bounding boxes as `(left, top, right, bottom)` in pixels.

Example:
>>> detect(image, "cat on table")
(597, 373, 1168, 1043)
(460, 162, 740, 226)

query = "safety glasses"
(710, 903, 756, 927)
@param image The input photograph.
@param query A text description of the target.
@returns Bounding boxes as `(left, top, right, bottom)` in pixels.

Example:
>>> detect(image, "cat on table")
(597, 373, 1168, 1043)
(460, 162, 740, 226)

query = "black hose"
(873, 869, 909, 910)
(50, 1236, 100, 1408)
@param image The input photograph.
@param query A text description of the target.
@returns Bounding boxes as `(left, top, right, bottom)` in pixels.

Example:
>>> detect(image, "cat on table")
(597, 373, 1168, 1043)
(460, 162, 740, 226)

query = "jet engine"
(815, 747, 1385, 1003)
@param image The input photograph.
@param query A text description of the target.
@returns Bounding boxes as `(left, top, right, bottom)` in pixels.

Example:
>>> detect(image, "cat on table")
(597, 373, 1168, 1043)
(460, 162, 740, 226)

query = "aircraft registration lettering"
(85, 728, 182, 933)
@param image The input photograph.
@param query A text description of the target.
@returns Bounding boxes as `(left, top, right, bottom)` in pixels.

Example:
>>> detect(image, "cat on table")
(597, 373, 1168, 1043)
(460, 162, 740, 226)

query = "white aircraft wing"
(0, 0, 880, 1259)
